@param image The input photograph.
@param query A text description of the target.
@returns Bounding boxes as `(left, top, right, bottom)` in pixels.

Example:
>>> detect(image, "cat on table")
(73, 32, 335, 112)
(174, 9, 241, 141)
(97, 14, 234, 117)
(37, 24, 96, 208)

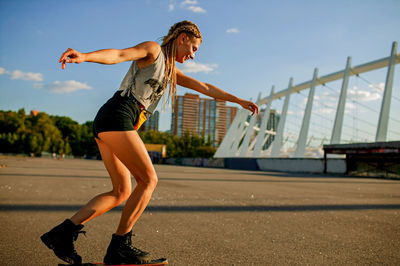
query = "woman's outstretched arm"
(58, 41, 160, 69)
(176, 68, 259, 115)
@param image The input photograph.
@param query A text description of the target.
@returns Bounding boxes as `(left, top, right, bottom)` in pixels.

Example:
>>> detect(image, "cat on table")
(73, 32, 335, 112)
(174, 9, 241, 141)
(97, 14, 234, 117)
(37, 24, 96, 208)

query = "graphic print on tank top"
(118, 50, 165, 114)
(129, 70, 138, 97)
(127, 71, 164, 104)
(144, 78, 164, 103)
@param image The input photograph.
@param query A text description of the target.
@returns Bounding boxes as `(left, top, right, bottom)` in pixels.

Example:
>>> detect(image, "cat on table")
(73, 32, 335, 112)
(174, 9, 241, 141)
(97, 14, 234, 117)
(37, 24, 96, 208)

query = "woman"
(41, 20, 258, 265)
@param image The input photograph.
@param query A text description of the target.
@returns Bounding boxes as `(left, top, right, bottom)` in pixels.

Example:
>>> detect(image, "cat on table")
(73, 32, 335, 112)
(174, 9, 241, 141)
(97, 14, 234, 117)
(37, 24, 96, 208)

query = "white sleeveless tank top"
(118, 49, 166, 114)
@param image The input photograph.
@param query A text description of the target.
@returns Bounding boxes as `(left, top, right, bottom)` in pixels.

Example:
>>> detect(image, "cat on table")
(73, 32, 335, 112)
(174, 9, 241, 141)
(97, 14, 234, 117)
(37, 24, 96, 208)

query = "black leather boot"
(103, 231, 151, 265)
(41, 219, 85, 265)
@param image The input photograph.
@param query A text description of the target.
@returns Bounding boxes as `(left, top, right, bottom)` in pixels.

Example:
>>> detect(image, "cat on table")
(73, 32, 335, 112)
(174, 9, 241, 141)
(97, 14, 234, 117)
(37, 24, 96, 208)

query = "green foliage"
(1, 109, 216, 158)
(139, 130, 216, 158)
(0, 109, 98, 157)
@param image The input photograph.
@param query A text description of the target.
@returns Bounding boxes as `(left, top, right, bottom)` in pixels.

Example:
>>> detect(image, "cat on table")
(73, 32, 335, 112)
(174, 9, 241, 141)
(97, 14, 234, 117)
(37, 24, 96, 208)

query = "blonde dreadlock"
(161, 20, 202, 107)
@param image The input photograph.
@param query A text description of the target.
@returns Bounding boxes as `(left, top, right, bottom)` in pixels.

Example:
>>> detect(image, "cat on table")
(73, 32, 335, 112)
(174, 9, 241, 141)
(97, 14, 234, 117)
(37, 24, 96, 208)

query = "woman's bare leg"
(96, 130, 158, 235)
(70, 138, 132, 225)
(41, 135, 146, 265)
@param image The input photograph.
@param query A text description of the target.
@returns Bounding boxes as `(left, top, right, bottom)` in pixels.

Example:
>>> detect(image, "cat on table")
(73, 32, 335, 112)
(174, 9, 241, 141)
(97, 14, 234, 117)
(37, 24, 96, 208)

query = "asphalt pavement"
(0, 156, 399, 265)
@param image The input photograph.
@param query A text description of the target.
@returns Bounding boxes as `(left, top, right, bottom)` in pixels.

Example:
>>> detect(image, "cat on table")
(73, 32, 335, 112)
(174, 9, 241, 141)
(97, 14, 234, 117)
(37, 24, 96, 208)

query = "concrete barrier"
(224, 158, 259, 171)
(164, 158, 225, 168)
(203, 158, 225, 168)
(164, 157, 346, 174)
(257, 158, 346, 174)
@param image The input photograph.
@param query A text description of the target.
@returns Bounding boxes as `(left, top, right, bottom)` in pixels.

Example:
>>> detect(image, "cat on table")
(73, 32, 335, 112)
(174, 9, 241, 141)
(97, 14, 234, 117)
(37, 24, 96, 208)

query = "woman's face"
(176, 33, 201, 63)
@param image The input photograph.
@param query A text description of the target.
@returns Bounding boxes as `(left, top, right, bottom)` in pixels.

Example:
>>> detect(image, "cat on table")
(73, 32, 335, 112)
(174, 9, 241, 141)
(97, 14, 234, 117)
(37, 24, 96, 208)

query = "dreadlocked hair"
(161, 20, 202, 107)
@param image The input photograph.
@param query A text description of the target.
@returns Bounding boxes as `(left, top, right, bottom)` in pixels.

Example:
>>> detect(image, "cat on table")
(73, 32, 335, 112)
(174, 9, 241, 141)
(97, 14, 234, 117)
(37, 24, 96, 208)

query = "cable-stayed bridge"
(215, 42, 400, 159)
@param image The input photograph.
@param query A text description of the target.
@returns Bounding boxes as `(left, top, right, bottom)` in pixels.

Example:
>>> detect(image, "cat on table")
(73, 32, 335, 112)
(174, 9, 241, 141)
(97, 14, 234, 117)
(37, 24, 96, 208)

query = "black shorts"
(93, 91, 141, 139)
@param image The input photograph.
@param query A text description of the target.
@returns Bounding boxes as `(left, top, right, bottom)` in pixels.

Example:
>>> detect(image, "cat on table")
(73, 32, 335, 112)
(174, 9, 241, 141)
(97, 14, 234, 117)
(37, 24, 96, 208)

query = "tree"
(0, 110, 23, 134)
(0, 109, 216, 158)
(51, 115, 82, 156)
(0, 110, 27, 153)
(26, 132, 43, 155)
(139, 130, 216, 158)
(23, 112, 63, 155)
(80, 121, 99, 157)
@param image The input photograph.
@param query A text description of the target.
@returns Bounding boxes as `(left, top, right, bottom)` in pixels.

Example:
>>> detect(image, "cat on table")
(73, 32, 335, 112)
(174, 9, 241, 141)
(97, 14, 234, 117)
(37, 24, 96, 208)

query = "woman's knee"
(137, 171, 158, 190)
(111, 185, 132, 203)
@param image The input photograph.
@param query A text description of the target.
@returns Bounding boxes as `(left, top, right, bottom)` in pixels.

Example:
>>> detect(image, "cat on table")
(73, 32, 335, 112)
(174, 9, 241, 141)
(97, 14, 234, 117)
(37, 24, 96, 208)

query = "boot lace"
(130, 246, 147, 256)
(124, 234, 149, 257)
(73, 230, 86, 242)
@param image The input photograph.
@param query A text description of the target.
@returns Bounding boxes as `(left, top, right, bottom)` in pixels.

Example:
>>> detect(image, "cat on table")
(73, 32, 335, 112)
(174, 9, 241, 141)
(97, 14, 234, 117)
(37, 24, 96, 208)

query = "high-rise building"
(141, 110, 159, 132)
(171, 93, 237, 146)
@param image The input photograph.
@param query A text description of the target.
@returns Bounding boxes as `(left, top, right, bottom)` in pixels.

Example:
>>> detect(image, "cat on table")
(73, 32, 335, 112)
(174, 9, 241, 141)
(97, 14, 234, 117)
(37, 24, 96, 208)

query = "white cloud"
(181, 61, 218, 73)
(179, 0, 206, 13)
(186, 5, 206, 13)
(348, 86, 381, 102)
(227, 28, 240, 34)
(0, 67, 43, 81)
(33, 83, 44, 89)
(317, 108, 335, 114)
(1, 67, 91, 94)
(169, 3, 175, 11)
(10, 70, 43, 81)
(345, 102, 356, 109)
(321, 91, 331, 97)
(44, 80, 92, 94)
(287, 110, 302, 116)
(181, 0, 198, 6)
(368, 82, 385, 93)
(318, 91, 339, 102)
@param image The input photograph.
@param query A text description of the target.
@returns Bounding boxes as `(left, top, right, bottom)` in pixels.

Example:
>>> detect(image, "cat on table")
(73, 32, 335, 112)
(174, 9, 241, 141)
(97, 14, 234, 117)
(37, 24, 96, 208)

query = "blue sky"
(1, 0, 399, 143)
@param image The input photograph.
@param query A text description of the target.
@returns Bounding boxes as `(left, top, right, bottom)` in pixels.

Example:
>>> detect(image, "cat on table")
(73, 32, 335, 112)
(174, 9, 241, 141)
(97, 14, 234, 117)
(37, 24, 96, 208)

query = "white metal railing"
(215, 41, 399, 158)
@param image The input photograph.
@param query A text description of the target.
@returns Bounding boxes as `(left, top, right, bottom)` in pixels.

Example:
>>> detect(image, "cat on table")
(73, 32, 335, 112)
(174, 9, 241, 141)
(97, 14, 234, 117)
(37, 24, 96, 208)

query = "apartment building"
(171, 93, 237, 146)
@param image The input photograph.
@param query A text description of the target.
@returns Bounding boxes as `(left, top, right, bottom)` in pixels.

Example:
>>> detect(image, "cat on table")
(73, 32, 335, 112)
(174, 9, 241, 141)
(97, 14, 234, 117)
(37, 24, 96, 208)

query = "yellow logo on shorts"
(134, 110, 147, 130)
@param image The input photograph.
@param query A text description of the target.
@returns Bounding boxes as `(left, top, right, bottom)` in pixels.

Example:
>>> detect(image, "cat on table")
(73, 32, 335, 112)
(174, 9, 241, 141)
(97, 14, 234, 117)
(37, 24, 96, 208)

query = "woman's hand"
(59, 48, 85, 69)
(239, 99, 259, 116)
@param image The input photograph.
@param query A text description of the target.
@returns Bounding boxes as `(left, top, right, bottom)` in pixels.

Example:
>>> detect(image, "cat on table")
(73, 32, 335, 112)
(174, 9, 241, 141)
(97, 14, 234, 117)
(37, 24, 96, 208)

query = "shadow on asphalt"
(1, 204, 400, 212)
(0, 173, 108, 179)
(0, 173, 394, 184)
(160, 177, 393, 184)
